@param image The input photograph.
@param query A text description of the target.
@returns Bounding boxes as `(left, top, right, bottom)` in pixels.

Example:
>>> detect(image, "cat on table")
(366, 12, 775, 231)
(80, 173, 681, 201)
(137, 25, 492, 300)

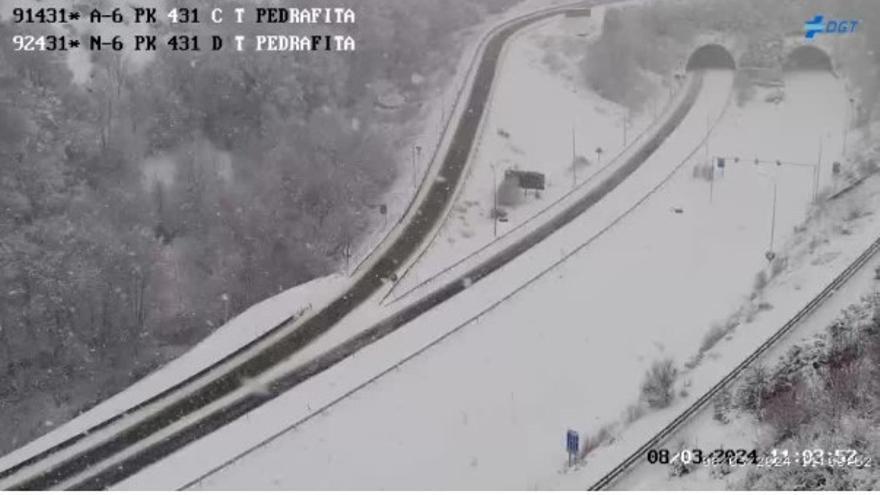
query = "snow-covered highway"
(116, 69, 737, 490)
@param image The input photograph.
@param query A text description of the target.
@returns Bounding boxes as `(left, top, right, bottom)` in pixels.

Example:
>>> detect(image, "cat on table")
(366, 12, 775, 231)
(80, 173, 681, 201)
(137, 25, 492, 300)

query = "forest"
(0, 0, 511, 453)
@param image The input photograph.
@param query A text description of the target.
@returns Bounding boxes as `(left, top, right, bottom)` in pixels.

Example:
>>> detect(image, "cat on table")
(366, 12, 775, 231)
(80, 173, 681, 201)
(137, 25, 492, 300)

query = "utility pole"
(705, 113, 710, 166)
(492, 164, 498, 238)
(221, 293, 230, 323)
(411, 146, 417, 189)
(571, 123, 577, 189)
(709, 156, 715, 204)
(843, 97, 855, 157)
(769, 180, 778, 253)
(815, 138, 823, 201)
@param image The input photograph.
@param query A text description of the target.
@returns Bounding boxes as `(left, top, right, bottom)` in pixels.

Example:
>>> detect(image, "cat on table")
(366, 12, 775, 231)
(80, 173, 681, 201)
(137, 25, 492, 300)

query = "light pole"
(492, 164, 498, 238)
(769, 179, 778, 254)
(709, 156, 715, 204)
(571, 123, 577, 189)
(411, 146, 417, 189)
(221, 293, 230, 323)
(595, 147, 603, 168)
(755, 162, 779, 259)
(814, 138, 823, 201)
(843, 97, 855, 157)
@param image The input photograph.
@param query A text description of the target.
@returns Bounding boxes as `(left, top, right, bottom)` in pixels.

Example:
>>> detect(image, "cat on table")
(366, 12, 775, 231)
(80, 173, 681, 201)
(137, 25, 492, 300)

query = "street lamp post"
(221, 293, 230, 323)
(843, 97, 855, 157)
(769, 179, 778, 254)
(411, 146, 417, 189)
(571, 124, 577, 189)
(492, 164, 498, 238)
(709, 156, 715, 204)
(755, 163, 779, 259)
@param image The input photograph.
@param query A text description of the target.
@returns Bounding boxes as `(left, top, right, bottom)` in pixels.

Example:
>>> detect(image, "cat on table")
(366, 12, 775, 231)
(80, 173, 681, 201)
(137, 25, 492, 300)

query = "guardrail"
(349, 1, 598, 280)
(57, 45, 704, 495)
(0, 2, 605, 490)
(384, 72, 689, 306)
(589, 231, 880, 490)
(182, 69, 732, 491)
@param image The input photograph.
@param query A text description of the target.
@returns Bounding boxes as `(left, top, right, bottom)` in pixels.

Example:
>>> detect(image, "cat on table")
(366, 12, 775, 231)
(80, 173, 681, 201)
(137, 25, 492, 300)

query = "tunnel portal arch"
(783, 45, 833, 72)
(685, 44, 736, 71)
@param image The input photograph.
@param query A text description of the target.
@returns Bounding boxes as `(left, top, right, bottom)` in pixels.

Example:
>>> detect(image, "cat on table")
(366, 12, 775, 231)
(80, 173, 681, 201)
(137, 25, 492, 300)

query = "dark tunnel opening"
(784, 45, 833, 72)
(685, 44, 737, 71)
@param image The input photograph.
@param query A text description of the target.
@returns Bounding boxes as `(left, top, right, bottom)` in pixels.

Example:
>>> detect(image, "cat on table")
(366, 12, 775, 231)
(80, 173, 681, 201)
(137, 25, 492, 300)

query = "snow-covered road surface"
(125, 70, 738, 490)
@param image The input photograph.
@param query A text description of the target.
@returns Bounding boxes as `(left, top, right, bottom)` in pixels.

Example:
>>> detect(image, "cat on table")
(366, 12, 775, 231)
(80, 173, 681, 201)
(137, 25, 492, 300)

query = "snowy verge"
(615, 176, 880, 490)
(0, 274, 343, 473)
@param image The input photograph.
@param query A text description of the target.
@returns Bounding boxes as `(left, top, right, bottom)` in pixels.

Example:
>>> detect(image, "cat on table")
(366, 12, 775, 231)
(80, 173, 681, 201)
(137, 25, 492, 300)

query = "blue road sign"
(566, 430, 579, 454)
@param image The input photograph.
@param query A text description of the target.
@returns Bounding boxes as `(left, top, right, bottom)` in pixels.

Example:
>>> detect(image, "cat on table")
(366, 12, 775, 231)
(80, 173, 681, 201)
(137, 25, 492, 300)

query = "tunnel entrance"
(783, 45, 833, 71)
(685, 44, 736, 71)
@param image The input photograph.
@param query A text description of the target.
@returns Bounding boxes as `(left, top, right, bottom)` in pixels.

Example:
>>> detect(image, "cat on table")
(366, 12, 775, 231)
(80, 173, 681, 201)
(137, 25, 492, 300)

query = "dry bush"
(623, 401, 647, 425)
(640, 358, 678, 409)
(770, 255, 788, 278)
(761, 379, 808, 441)
(579, 425, 613, 458)
(753, 270, 769, 292)
(735, 365, 769, 413)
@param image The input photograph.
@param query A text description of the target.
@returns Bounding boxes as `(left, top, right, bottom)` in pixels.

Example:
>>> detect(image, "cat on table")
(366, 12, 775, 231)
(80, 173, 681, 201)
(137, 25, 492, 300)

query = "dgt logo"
(805, 15, 859, 39)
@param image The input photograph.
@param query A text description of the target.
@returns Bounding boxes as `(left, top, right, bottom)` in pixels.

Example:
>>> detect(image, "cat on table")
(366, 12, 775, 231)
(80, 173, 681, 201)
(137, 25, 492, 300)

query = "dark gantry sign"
(506, 170, 546, 191)
(565, 8, 591, 17)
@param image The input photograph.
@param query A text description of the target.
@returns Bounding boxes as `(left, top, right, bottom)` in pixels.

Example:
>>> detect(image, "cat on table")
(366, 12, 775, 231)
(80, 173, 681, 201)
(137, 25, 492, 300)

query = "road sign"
(716, 157, 726, 169)
(506, 170, 546, 191)
(566, 429, 579, 466)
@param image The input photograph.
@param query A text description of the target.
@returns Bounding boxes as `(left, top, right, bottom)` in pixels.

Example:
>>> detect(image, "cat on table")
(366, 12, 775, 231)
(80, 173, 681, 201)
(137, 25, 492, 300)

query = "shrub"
(735, 365, 769, 414)
(623, 401, 647, 425)
(579, 425, 613, 458)
(844, 203, 868, 222)
(858, 158, 879, 177)
(761, 382, 807, 442)
(640, 358, 678, 409)
(713, 388, 731, 424)
(700, 318, 738, 354)
(770, 256, 788, 278)
(753, 270, 768, 292)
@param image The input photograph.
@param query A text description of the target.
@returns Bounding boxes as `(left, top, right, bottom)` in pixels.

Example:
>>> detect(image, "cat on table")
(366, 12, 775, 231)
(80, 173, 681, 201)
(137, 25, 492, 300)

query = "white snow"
(616, 178, 880, 489)
(0, 274, 344, 474)
(2, 4, 865, 493)
(0, 2, 608, 486)
(120, 68, 862, 491)
(112, 69, 732, 490)
(388, 12, 676, 301)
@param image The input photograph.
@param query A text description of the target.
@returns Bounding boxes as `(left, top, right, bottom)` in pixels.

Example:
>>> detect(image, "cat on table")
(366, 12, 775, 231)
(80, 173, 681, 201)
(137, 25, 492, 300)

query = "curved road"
(0, 3, 601, 490)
